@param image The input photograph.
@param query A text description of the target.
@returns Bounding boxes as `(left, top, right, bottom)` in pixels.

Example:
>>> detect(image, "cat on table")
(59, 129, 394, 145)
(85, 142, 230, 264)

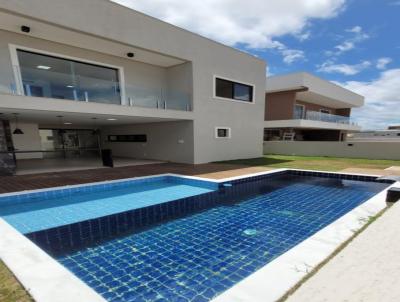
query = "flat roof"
(266, 72, 364, 108)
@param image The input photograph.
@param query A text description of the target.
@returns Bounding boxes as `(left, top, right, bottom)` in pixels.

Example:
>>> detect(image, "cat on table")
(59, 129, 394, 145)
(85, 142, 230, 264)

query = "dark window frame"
(215, 77, 254, 103)
(215, 127, 231, 139)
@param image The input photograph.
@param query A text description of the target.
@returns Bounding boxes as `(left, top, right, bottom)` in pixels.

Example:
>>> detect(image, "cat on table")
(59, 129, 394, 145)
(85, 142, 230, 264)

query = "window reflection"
(17, 50, 121, 104)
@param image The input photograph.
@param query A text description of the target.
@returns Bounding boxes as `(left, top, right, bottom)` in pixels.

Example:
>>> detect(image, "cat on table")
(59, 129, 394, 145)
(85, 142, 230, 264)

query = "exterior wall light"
(21, 26, 30, 33)
(12, 113, 24, 135)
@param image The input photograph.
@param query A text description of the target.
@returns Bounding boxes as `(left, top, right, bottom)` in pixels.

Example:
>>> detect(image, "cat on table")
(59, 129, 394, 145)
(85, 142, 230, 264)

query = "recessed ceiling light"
(64, 122, 72, 125)
(66, 85, 74, 88)
(37, 65, 51, 70)
(107, 118, 117, 121)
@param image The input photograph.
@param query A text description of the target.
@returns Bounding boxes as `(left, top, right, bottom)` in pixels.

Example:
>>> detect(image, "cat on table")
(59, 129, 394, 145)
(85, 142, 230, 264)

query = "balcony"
(294, 110, 357, 126)
(0, 65, 191, 111)
(265, 109, 361, 132)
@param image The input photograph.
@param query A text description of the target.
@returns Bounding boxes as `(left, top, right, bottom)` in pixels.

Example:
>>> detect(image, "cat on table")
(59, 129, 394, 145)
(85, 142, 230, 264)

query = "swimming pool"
(0, 170, 394, 302)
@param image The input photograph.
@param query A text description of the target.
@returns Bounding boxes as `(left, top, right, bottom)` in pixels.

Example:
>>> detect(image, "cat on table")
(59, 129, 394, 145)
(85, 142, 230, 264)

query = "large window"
(215, 77, 253, 102)
(16, 49, 121, 104)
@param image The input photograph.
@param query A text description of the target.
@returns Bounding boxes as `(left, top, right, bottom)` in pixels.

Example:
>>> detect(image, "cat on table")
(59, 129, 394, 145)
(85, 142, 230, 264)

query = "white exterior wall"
(264, 141, 400, 160)
(102, 121, 194, 164)
(0, 0, 266, 164)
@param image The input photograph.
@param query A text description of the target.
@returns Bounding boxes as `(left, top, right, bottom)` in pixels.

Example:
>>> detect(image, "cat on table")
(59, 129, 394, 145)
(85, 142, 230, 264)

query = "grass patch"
(0, 260, 32, 302)
(218, 155, 400, 171)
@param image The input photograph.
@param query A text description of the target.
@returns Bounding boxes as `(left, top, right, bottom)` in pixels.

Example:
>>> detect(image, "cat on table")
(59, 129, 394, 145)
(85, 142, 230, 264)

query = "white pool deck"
(286, 199, 400, 302)
(0, 169, 399, 302)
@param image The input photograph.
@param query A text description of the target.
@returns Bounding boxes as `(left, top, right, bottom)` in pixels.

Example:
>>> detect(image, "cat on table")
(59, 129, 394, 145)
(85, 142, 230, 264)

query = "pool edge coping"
(0, 168, 398, 302)
(211, 178, 400, 302)
(0, 218, 105, 302)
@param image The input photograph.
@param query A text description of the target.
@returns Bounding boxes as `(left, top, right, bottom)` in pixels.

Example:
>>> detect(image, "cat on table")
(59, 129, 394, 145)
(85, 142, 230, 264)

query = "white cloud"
(295, 30, 311, 42)
(335, 41, 355, 52)
(329, 25, 369, 55)
(337, 69, 400, 129)
(281, 48, 305, 64)
(317, 60, 371, 75)
(376, 57, 392, 70)
(113, 0, 345, 50)
(346, 25, 362, 33)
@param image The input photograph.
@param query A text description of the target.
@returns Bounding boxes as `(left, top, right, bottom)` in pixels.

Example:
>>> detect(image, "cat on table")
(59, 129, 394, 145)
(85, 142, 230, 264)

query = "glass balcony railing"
(1, 65, 192, 111)
(294, 110, 357, 125)
(12, 65, 122, 104)
(125, 84, 191, 111)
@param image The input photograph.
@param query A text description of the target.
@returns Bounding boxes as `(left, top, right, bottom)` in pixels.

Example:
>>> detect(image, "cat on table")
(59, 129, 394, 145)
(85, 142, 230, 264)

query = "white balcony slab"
(0, 94, 194, 124)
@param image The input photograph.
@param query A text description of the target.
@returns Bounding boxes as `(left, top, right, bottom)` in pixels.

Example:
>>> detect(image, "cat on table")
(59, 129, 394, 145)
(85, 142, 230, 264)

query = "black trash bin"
(101, 149, 114, 167)
(387, 187, 400, 203)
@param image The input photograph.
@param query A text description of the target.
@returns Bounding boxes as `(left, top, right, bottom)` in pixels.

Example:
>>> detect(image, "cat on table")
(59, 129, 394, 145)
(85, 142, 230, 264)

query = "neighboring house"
(265, 73, 363, 141)
(0, 0, 266, 169)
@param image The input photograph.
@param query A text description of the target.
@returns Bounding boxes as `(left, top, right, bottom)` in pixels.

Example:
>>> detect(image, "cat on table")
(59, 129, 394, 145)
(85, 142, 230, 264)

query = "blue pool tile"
(0, 177, 217, 233)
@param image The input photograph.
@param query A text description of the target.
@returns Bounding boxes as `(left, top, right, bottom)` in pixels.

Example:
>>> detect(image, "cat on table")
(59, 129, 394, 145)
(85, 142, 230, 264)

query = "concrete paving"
(286, 201, 400, 302)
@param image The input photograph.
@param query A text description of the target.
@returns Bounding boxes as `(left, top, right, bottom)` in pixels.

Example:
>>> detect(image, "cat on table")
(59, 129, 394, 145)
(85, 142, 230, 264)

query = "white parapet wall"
(264, 141, 400, 160)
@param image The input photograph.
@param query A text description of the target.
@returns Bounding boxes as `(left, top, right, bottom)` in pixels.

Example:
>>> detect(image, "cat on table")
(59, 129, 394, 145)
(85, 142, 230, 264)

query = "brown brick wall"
(265, 91, 296, 120)
(265, 92, 352, 120)
(336, 108, 351, 117)
(296, 100, 337, 114)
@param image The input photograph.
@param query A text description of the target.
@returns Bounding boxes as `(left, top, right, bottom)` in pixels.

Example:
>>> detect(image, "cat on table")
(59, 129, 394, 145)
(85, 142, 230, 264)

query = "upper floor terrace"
(0, 7, 194, 123)
(265, 72, 363, 132)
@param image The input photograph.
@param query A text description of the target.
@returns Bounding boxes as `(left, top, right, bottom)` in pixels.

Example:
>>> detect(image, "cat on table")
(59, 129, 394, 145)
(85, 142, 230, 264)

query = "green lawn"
(0, 260, 32, 302)
(218, 154, 400, 171)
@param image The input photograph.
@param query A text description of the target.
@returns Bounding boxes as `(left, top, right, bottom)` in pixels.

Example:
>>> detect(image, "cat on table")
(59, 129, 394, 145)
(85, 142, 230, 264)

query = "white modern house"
(264, 72, 363, 141)
(0, 0, 266, 174)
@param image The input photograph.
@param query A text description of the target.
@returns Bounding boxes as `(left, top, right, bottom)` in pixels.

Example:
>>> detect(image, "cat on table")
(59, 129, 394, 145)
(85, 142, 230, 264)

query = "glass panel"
(217, 128, 229, 137)
(234, 83, 252, 102)
(294, 105, 305, 119)
(216, 78, 233, 99)
(39, 129, 100, 159)
(17, 50, 121, 104)
(216, 78, 253, 102)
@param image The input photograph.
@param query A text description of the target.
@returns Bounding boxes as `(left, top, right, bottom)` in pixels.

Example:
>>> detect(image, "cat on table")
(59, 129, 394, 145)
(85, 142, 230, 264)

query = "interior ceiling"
(18, 50, 119, 81)
(296, 91, 353, 109)
(0, 108, 181, 126)
(0, 11, 186, 67)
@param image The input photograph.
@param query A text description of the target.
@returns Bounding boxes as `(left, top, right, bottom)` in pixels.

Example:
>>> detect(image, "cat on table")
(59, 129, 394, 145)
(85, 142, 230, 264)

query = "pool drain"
(243, 229, 258, 236)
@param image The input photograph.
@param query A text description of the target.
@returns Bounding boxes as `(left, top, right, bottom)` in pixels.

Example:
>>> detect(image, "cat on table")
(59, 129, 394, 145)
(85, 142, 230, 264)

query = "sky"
(113, 0, 399, 130)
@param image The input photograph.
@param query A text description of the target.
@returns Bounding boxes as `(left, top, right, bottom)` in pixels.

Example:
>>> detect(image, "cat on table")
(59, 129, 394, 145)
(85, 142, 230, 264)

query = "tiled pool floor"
(0, 180, 215, 234)
(55, 175, 388, 302)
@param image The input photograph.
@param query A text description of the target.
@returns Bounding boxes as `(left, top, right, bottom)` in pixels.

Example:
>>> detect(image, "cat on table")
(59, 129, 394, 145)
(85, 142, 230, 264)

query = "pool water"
(0, 176, 217, 233)
(41, 174, 388, 302)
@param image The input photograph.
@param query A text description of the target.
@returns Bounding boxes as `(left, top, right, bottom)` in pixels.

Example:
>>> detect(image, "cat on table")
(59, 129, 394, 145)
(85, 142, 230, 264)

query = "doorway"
(39, 129, 101, 159)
